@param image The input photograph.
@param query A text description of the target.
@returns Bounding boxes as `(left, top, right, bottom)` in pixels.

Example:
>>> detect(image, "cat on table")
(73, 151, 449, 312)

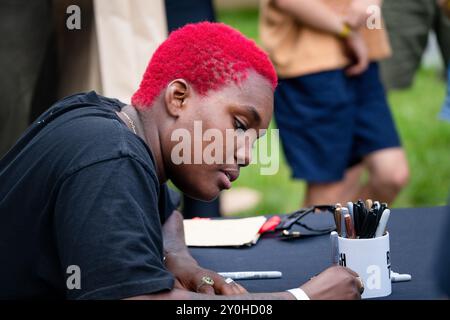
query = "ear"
(164, 79, 190, 117)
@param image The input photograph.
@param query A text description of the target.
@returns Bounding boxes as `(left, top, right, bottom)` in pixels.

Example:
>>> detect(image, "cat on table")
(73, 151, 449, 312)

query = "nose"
(235, 135, 255, 167)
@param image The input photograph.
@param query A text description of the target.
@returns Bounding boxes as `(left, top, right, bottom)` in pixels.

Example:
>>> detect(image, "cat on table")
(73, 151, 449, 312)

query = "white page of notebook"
(183, 216, 267, 247)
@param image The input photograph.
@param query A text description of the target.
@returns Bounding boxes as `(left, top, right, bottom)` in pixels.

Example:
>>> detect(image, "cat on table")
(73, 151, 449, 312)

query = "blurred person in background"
(260, 0, 409, 206)
(0, 0, 57, 158)
(381, 0, 450, 90)
(0, 0, 167, 158)
(438, 0, 450, 122)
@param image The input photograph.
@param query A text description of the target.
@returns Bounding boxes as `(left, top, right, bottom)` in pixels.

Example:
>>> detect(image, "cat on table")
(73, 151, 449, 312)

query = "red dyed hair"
(131, 22, 277, 108)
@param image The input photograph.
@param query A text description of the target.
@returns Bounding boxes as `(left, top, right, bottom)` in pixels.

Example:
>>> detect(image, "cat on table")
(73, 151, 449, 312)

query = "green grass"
(217, 8, 450, 215)
(390, 69, 450, 207)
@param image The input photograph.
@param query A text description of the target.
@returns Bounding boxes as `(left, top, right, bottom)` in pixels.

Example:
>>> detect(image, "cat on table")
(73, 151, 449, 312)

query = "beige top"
(259, 0, 391, 77)
(54, 0, 167, 103)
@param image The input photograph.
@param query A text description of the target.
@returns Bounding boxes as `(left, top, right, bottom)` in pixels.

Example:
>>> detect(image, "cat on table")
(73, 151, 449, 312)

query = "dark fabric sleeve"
(159, 184, 181, 223)
(54, 157, 174, 300)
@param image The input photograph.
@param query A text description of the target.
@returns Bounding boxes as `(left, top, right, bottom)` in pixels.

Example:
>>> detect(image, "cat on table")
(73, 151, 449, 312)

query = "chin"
(184, 185, 220, 202)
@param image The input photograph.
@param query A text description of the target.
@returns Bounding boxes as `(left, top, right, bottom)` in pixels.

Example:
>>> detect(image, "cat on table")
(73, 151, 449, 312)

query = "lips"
(222, 169, 239, 183)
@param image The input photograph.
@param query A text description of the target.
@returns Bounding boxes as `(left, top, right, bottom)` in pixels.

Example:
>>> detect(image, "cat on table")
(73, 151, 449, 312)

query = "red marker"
(259, 216, 281, 234)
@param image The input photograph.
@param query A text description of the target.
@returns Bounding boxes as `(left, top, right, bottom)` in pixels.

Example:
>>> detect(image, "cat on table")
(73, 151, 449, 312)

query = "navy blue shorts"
(274, 63, 401, 183)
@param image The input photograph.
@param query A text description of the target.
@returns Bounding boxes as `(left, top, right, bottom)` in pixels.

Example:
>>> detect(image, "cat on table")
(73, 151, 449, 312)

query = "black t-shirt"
(0, 92, 179, 299)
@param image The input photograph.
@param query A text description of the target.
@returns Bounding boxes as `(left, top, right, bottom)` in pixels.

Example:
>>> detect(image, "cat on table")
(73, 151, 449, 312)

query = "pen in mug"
(374, 201, 381, 211)
(353, 202, 360, 238)
(218, 271, 282, 280)
(340, 207, 347, 238)
(332, 207, 337, 225)
(335, 207, 342, 237)
(375, 208, 390, 237)
(330, 231, 339, 264)
(344, 212, 356, 239)
(365, 199, 373, 210)
(334, 203, 342, 219)
(365, 208, 379, 238)
(346, 202, 354, 221)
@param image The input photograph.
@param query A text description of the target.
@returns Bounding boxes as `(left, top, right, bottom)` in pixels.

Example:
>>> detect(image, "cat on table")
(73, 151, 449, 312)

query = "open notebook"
(183, 216, 267, 247)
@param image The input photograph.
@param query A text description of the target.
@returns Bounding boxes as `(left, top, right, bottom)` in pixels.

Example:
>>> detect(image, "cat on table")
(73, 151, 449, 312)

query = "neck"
(118, 105, 168, 184)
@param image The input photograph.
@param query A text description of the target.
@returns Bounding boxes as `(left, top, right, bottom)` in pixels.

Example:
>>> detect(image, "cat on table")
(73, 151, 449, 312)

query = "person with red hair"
(0, 22, 362, 300)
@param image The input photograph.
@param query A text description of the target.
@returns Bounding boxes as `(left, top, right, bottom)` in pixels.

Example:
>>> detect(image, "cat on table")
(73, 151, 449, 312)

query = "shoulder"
(40, 92, 156, 178)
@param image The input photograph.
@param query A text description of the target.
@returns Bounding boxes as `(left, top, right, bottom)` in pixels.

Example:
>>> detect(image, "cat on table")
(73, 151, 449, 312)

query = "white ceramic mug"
(337, 232, 392, 299)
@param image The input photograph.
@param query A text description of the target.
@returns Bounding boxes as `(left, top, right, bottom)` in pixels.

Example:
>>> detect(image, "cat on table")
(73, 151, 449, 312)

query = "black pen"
(353, 202, 360, 237)
(357, 200, 367, 237)
(367, 209, 379, 238)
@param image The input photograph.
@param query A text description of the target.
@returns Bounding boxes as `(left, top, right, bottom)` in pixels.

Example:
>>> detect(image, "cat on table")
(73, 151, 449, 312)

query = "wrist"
(164, 250, 198, 264)
(286, 288, 311, 300)
(337, 22, 353, 39)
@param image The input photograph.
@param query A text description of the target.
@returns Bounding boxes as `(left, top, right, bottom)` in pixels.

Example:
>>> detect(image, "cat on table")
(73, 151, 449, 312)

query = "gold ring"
(356, 277, 364, 294)
(196, 276, 215, 291)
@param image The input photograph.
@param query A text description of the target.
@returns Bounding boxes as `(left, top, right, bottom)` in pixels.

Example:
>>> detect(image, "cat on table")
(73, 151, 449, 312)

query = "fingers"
(327, 265, 359, 277)
(194, 275, 216, 295)
(346, 62, 368, 76)
(355, 277, 365, 295)
(199, 273, 239, 295)
(192, 271, 248, 296)
(346, 58, 368, 76)
(210, 274, 236, 295)
(211, 274, 246, 295)
(340, 266, 359, 278)
(196, 282, 216, 295)
(344, 33, 369, 76)
(234, 282, 248, 294)
(337, 267, 363, 300)
(299, 266, 363, 300)
(351, 277, 363, 300)
(224, 278, 248, 295)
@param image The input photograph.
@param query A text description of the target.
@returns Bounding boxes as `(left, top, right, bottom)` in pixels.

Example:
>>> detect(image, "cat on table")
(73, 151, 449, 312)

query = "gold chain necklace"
(122, 111, 137, 135)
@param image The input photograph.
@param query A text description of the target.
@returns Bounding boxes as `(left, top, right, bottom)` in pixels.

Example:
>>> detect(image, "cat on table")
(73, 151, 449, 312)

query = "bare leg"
(357, 147, 409, 204)
(303, 163, 364, 206)
(303, 147, 409, 206)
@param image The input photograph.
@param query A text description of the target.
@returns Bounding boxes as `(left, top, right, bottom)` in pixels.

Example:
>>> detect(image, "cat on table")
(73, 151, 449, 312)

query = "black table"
(190, 206, 449, 299)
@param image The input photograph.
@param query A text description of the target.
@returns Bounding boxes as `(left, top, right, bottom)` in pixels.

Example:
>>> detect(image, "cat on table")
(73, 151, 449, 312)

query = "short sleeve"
(159, 184, 181, 223)
(54, 157, 174, 299)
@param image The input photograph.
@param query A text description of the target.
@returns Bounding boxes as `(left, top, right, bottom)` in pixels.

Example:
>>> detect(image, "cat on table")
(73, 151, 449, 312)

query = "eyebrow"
(243, 105, 261, 124)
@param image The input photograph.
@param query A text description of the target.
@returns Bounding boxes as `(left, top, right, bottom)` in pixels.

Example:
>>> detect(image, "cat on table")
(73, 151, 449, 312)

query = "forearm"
(162, 210, 194, 259)
(127, 289, 295, 300)
(274, 0, 345, 36)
